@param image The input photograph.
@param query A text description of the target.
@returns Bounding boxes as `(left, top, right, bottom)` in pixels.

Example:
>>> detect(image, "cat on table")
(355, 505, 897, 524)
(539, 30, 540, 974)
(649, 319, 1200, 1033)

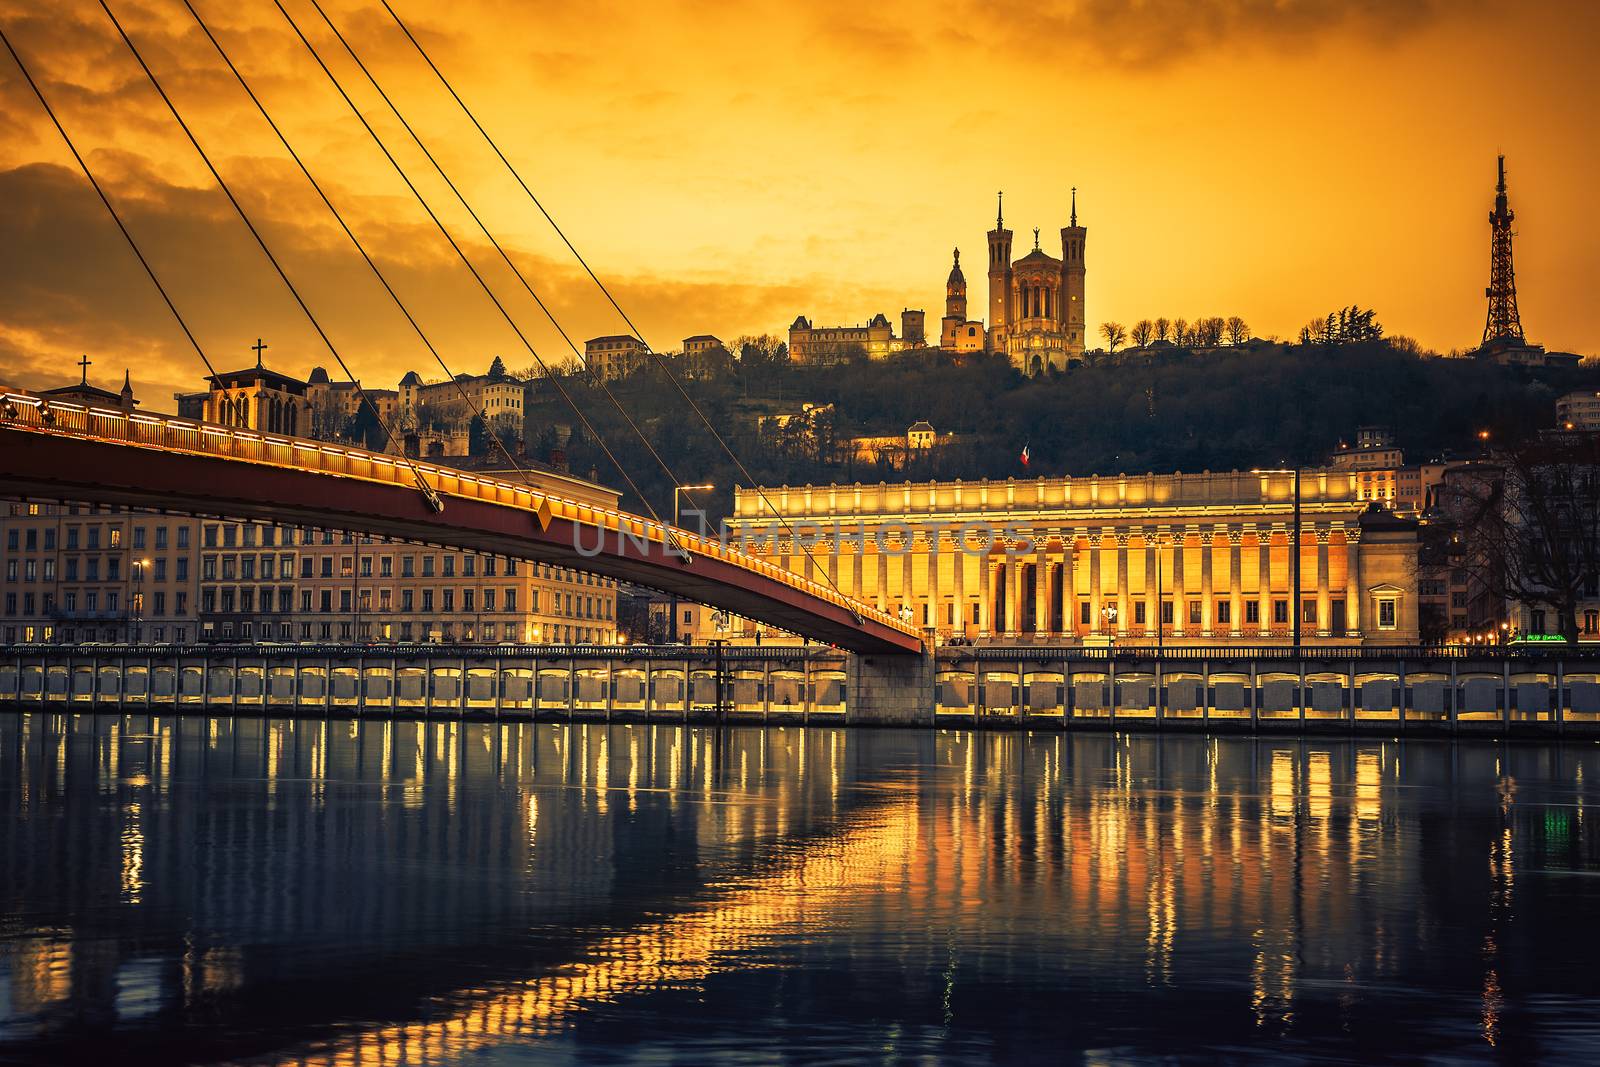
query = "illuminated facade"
(987, 189, 1087, 373)
(726, 469, 1421, 644)
(787, 312, 921, 365)
(583, 335, 650, 380)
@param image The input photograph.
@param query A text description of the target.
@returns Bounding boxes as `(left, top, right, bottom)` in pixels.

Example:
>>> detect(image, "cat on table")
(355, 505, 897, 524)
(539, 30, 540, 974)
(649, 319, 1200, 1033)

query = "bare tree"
(1437, 435, 1600, 642)
(1172, 318, 1189, 347)
(1100, 321, 1127, 352)
(1131, 319, 1154, 347)
(1153, 317, 1170, 343)
(1194, 317, 1225, 346)
(1225, 316, 1250, 345)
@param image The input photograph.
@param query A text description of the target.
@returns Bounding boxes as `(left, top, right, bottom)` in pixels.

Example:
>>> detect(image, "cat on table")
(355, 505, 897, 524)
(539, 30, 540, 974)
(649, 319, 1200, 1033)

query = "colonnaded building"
(723, 469, 1420, 645)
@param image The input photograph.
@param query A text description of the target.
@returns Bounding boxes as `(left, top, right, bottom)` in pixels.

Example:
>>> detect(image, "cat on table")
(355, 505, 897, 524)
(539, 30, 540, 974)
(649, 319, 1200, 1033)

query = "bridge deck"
(0, 388, 923, 655)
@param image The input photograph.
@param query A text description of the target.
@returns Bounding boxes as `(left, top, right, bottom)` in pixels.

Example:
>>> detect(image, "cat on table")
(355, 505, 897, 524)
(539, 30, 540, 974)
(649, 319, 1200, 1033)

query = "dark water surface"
(3, 714, 1600, 1065)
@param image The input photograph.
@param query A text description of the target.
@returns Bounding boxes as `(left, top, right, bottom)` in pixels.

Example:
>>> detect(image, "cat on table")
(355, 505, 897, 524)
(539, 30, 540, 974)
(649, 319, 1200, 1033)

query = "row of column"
(783, 523, 1362, 639)
(1015, 280, 1058, 322)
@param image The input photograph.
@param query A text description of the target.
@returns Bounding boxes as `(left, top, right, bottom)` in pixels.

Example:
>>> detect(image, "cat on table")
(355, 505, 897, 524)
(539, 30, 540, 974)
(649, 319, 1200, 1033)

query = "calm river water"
(3, 714, 1600, 1064)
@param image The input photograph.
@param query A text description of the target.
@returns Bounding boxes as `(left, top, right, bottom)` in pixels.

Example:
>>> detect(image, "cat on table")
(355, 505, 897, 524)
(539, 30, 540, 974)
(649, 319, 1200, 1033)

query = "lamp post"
(669, 483, 715, 643)
(132, 557, 152, 643)
(1101, 603, 1118, 646)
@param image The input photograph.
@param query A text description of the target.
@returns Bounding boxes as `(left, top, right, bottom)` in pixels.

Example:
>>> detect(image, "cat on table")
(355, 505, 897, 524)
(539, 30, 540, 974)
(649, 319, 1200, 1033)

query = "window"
(177, 527, 189, 549)
(1160, 600, 1173, 625)
(66, 527, 79, 550)
(176, 559, 188, 581)
(1216, 600, 1231, 625)
(423, 556, 435, 577)
(1273, 600, 1289, 625)
(463, 555, 476, 577)
(1245, 601, 1260, 624)
(422, 590, 434, 612)
(1531, 609, 1547, 635)
(402, 555, 415, 578)
(1188, 600, 1202, 625)
(483, 589, 496, 612)
(133, 526, 146, 549)
(154, 558, 167, 581)
(340, 590, 352, 612)
(504, 589, 517, 613)
(442, 589, 454, 612)
(402, 589, 414, 611)
(443, 556, 455, 578)
(1079, 601, 1091, 625)
(109, 527, 122, 548)
(1301, 600, 1317, 625)
(156, 526, 168, 549)
(1585, 611, 1598, 635)
(1377, 598, 1397, 630)
(380, 556, 393, 577)
(1133, 601, 1146, 625)
(320, 590, 332, 613)
(65, 559, 78, 581)
(321, 557, 333, 578)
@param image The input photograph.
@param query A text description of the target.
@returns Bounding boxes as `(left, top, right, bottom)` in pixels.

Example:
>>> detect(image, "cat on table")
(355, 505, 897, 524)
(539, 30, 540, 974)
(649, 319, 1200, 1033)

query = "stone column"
(1143, 530, 1159, 639)
(1063, 531, 1079, 636)
(1088, 532, 1104, 634)
(852, 526, 864, 598)
(1258, 527, 1275, 635)
(902, 538, 916, 621)
(953, 535, 967, 637)
(1316, 527, 1332, 637)
(1344, 527, 1362, 637)
(1171, 526, 1186, 638)
(875, 541, 888, 613)
(1200, 527, 1215, 638)
(979, 557, 995, 635)
(1227, 527, 1244, 637)
(926, 532, 941, 632)
(1115, 530, 1131, 635)
(1009, 546, 1026, 634)
(1033, 536, 1049, 634)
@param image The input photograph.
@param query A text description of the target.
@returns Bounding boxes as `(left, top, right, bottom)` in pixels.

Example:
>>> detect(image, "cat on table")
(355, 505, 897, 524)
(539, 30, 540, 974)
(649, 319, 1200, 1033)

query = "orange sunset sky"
(0, 0, 1596, 403)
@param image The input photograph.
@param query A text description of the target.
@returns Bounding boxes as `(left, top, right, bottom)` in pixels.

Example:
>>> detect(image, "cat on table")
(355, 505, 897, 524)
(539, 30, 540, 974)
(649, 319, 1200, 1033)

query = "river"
(3, 714, 1599, 1063)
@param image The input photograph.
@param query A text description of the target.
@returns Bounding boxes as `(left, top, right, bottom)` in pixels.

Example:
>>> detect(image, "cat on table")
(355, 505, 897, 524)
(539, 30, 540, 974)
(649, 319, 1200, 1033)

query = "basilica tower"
(940, 248, 967, 349)
(987, 192, 1013, 354)
(1059, 187, 1086, 358)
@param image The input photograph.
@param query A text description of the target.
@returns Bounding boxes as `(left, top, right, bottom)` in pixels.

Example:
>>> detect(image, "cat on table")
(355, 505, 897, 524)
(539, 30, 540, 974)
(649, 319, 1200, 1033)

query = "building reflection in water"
(4, 715, 1600, 1063)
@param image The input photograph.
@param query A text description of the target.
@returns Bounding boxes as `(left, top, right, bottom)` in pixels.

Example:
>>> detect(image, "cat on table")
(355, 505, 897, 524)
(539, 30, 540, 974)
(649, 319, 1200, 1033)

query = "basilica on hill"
(790, 190, 1087, 376)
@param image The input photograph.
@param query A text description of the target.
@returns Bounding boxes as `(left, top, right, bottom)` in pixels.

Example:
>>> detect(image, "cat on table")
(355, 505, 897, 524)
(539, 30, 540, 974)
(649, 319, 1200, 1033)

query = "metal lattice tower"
(1483, 154, 1525, 346)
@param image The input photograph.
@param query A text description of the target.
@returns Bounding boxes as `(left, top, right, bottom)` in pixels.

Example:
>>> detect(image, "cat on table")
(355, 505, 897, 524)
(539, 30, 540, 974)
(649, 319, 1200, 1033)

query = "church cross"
(77, 353, 92, 384)
(252, 337, 268, 368)
(1033, 227, 1040, 250)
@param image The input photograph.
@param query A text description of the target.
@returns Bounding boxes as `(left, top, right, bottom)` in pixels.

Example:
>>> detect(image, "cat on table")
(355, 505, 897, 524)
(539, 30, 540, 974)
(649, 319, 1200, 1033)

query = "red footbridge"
(0, 388, 923, 655)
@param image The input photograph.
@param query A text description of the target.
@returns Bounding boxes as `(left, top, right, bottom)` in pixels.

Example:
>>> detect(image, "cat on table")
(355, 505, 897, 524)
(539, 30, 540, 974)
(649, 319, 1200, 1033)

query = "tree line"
(1099, 316, 1252, 352)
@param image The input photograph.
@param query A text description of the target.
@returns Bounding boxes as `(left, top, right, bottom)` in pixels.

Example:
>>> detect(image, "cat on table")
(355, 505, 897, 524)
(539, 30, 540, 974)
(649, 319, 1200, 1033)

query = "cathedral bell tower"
(987, 191, 1013, 354)
(940, 248, 967, 349)
(1059, 186, 1086, 358)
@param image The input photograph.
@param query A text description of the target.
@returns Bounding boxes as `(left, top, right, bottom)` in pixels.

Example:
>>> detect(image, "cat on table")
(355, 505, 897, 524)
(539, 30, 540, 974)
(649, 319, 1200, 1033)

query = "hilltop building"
(39, 357, 138, 413)
(584, 335, 650, 380)
(987, 189, 1087, 374)
(787, 311, 923, 365)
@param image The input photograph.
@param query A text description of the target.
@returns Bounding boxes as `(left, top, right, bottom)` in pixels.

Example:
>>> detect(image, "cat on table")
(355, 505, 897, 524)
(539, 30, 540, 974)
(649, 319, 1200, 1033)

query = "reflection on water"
(5, 715, 1600, 1063)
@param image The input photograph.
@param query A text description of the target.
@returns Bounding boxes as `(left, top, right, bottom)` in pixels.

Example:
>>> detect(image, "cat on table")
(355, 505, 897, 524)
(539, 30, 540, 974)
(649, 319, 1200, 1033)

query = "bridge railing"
(0, 388, 916, 640)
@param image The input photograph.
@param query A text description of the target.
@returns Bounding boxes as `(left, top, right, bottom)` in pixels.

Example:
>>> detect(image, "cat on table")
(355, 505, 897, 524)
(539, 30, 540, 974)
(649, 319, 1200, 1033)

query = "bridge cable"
(271, 0, 676, 541)
(377, 0, 861, 618)
(181, 0, 554, 531)
(94, 0, 444, 513)
(304, 0, 697, 544)
(0, 21, 218, 383)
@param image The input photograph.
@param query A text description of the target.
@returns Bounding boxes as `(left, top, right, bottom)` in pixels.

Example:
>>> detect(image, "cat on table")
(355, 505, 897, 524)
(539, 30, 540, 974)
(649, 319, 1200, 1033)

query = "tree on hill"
(1131, 319, 1154, 347)
(1225, 316, 1250, 345)
(487, 355, 508, 380)
(1100, 322, 1127, 352)
(468, 413, 490, 456)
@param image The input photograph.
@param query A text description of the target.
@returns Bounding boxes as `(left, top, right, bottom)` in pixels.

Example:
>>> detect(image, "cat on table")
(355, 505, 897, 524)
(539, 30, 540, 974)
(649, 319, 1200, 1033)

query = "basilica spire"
(1070, 186, 1077, 227)
(996, 190, 1003, 228)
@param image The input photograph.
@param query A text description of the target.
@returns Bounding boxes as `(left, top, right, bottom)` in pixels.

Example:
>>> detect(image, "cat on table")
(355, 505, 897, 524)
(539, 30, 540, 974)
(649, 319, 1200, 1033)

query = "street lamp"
(669, 483, 715, 642)
(132, 557, 152, 643)
(1101, 602, 1118, 645)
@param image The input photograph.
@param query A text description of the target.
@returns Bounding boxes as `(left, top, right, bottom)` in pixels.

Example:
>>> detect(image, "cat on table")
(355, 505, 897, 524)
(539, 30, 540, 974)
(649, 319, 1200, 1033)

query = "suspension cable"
(181, 0, 548, 515)
(96, 0, 443, 512)
(308, 0, 694, 532)
(378, 0, 854, 609)
(0, 20, 217, 382)
(270, 0, 673, 538)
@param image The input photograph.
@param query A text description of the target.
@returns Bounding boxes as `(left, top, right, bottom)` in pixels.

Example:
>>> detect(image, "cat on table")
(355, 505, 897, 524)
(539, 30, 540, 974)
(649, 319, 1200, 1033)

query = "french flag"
(1020, 443, 1030, 468)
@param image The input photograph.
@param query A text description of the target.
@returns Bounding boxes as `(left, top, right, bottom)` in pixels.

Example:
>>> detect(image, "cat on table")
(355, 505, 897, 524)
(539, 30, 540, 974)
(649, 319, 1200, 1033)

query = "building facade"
(1558, 391, 1600, 431)
(584, 335, 650, 381)
(787, 312, 921, 365)
(986, 190, 1086, 373)
(725, 469, 1420, 645)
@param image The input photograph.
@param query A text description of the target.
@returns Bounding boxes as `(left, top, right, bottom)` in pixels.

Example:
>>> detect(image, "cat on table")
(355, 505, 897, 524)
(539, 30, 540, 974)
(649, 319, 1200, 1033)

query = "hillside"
(528, 342, 1600, 521)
